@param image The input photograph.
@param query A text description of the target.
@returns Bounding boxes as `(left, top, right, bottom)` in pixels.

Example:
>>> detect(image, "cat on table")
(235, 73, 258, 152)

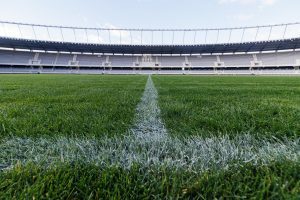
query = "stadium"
(1, 21, 300, 75)
(0, 0, 299, 199)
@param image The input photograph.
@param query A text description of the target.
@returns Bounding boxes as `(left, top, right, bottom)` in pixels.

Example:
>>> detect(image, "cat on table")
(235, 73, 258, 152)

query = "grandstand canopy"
(0, 21, 300, 54)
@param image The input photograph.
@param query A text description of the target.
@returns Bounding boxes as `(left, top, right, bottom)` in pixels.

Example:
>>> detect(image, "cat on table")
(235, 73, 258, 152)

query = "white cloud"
(219, 0, 277, 6)
(219, 0, 256, 4)
(261, 0, 277, 5)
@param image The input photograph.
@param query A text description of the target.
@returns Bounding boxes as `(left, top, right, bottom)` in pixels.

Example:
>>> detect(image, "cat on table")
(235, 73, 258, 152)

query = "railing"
(0, 21, 300, 45)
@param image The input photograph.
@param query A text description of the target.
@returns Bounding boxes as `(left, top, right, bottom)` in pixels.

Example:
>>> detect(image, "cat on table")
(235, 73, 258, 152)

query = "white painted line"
(0, 76, 299, 171)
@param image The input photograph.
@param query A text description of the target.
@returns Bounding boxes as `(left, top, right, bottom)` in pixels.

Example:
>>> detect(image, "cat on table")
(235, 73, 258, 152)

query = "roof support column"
(141, 30, 143, 45)
(172, 31, 175, 45)
(130, 30, 133, 45)
(205, 30, 208, 44)
(47, 27, 51, 41)
(120, 30, 122, 45)
(85, 28, 89, 43)
(18, 25, 23, 38)
(241, 28, 245, 43)
(283, 25, 288, 39)
(268, 26, 273, 41)
(97, 29, 101, 44)
(32, 25, 37, 40)
(108, 30, 111, 45)
(151, 31, 154, 45)
(216, 29, 220, 43)
(193, 31, 197, 44)
(228, 29, 232, 43)
(255, 27, 260, 41)
(73, 29, 77, 42)
(60, 27, 64, 42)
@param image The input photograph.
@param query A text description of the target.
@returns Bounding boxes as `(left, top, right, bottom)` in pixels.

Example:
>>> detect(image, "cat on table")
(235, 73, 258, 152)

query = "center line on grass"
(130, 75, 168, 141)
(0, 76, 299, 171)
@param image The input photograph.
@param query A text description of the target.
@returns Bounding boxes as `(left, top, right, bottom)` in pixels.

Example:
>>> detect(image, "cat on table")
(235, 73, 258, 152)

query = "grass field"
(0, 75, 146, 138)
(0, 75, 299, 199)
(153, 76, 300, 139)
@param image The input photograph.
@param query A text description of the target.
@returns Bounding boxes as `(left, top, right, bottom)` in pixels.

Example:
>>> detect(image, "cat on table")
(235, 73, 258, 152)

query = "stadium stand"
(0, 21, 300, 75)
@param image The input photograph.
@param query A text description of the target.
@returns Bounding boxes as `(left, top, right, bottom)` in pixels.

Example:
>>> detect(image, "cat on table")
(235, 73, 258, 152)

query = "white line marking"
(0, 76, 299, 171)
(131, 75, 167, 141)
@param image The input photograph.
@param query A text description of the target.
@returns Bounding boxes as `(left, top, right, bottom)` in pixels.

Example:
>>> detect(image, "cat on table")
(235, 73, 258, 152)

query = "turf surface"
(0, 75, 146, 138)
(0, 162, 299, 199)
(153, 76, 300, 139)
(0, 75, 299, 199)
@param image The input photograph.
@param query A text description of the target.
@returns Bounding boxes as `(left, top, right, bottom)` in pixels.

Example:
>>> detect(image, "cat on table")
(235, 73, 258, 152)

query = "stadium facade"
(0, 21, 300, 75)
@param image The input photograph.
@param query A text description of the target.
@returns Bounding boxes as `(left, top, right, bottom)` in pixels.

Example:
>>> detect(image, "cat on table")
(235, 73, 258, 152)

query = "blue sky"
(0, 0, 299, 29)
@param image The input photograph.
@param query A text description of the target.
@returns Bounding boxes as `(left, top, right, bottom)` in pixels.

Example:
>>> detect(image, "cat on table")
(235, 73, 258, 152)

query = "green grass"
(0, 75, 147, 138)
(0, 162, 299, 199)
(0, 75, 299, 199)
(153, 76, 300, 139)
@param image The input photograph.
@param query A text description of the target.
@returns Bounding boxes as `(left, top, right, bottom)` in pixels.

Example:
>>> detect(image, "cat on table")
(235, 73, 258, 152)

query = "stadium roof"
(0, 21, 300, 54)
(0, 36, 300, 54)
